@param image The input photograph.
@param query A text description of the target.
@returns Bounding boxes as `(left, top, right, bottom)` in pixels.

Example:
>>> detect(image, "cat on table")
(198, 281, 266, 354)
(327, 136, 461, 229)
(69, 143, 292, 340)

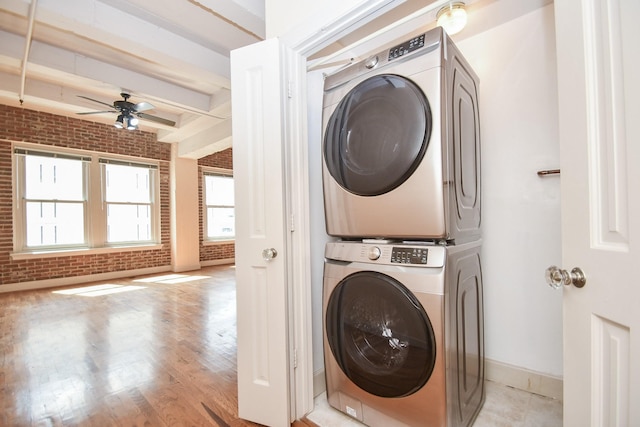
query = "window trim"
(202, 167, 235, 242)
(13, 147, 91, 251)
(10, 243, 164, 260)
(12, 142, 162, 257)
(100, 159, 159, 246)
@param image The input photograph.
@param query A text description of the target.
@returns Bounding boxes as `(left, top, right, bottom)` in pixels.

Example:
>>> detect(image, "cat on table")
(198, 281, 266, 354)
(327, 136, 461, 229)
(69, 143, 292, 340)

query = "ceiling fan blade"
(77, 95, 115, 109)
(133, 101, 154, 112)
(136, 112, 176, 127)
(77, 110, 115, 115)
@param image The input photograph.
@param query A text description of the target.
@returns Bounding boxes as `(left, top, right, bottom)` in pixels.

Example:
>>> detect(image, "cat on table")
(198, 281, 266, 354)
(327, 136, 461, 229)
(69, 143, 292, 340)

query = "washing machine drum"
(324, 74, 432, 196)
(325, 271, 436, 398)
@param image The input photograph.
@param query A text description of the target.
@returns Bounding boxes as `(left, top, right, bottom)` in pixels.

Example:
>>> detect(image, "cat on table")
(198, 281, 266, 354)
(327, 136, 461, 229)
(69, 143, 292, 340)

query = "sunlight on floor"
(134, 274, 211, 284)
(51, 272, 216, 297)
(53, 284, 146, 297)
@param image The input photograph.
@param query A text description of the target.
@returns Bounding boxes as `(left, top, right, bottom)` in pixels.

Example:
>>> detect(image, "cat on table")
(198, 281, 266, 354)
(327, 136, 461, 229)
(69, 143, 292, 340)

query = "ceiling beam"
(177, 119, 233, 159)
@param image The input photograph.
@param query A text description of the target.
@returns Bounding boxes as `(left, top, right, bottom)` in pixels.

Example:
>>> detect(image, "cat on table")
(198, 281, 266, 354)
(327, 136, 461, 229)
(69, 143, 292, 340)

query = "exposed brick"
(0, 105, 174, 287)
(198, 148, 232, 169)
(0, 105, 234, 287)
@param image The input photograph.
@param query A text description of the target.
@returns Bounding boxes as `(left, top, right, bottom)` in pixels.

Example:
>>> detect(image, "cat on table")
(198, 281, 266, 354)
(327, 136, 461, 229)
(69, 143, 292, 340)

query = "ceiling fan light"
(114, 114, 125, 128)
(126, 116, 138, 130)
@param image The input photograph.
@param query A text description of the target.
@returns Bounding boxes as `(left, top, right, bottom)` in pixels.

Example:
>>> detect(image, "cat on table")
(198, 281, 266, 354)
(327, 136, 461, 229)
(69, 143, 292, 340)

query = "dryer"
(322, 27, 481, 243)
(323, 240, 484, 427)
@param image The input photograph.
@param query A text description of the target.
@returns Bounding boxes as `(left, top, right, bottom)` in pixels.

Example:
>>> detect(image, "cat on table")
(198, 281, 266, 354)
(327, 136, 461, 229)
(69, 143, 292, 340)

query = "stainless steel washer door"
(323, 74, 432, 196)
(325, 270, 436, 398)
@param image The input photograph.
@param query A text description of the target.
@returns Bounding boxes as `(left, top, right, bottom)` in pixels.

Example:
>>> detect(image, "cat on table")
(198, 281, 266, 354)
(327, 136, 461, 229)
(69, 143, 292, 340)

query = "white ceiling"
(0, 0, 552, 158)
(0, 0, 266, 158)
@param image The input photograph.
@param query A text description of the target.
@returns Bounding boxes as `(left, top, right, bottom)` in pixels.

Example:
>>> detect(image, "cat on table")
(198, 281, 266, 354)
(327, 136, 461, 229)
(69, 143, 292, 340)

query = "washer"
(322, 27, 481, 242)
(323, 240, 485, 427)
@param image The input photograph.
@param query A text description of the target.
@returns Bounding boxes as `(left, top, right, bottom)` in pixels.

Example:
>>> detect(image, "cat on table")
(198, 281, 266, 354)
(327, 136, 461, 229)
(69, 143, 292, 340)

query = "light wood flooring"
(0, 264, 562, 427)
(0, 265, 300, 427)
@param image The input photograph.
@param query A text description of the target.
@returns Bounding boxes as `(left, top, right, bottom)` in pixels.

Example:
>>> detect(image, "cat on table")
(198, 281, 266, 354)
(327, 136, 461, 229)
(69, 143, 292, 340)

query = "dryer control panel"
(388, 33, 426, 61)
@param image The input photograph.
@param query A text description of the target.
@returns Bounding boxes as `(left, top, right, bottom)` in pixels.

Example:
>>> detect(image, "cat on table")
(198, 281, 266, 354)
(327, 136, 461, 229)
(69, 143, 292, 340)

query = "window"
(14, 146, 160, 254)
(102, 160, 156, 243)
(203, 171, 234, 240)
(16, 150, 89, 249)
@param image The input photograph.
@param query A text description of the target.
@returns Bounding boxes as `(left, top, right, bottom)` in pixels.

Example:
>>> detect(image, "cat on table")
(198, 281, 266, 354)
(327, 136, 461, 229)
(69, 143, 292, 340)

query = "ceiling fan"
(77, 92, 176, 130)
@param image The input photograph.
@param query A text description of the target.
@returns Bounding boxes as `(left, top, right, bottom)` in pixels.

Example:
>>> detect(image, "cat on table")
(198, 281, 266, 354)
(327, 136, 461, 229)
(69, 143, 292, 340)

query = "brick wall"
(198, 149, 235, 263)
(0, 105, 168, 159)
(0, 105, 172, 286)
(198, 148, 232, 169)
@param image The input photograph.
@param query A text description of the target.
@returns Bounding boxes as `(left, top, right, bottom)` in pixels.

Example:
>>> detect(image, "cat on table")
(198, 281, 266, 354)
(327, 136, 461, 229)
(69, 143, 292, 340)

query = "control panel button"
(364, 55, 379, 69)
(368, 246, 382, 260)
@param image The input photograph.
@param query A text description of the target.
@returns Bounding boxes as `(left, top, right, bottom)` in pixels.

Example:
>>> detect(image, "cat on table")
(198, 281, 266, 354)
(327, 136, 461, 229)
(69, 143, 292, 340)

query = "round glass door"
(324, 74, 432, 196)
(325, 271, 436, 398)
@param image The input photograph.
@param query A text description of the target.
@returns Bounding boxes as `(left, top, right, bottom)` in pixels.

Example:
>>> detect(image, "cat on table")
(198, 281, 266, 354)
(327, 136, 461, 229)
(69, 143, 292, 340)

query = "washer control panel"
(390, 247, 428, 264)
(325, 241, 445, 268)
(388, 33, 426, 61)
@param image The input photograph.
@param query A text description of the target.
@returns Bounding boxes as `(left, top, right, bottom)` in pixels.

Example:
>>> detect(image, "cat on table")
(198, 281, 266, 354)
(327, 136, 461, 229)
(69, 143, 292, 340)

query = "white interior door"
(554, 0, 640, 425)
(231, 38, 291, 427)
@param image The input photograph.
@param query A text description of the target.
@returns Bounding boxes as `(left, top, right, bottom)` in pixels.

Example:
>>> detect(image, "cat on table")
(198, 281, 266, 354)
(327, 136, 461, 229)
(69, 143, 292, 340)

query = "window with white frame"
(203, 171, 235, 240)
(101, 160, 156, 244)
(14, 146, 160, 253)
(15, 149, 89, 249)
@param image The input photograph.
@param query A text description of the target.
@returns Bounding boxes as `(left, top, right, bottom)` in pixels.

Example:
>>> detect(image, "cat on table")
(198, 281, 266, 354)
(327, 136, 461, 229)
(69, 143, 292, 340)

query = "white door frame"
(236, 1, 452, 424)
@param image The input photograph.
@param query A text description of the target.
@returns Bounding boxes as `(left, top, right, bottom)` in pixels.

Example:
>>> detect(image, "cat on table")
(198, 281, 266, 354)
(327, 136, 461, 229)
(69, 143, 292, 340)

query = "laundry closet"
(319, 27, 484, 427)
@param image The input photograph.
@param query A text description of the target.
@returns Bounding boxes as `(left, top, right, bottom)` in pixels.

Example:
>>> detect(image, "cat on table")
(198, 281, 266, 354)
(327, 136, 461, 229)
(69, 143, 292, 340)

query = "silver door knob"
(545, 265, 586, 289)
(262, 248, 278, 261)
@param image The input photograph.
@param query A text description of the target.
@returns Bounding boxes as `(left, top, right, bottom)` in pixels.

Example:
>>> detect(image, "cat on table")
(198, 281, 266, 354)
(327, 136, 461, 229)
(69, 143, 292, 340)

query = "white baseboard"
(171, 263, 204, 273)
(200, 258, 235, 267)
(0, 261, 236, 293)
(0, 266, 172, 294)
(312, 358, 563, 401)
(485, 359, 563, 400)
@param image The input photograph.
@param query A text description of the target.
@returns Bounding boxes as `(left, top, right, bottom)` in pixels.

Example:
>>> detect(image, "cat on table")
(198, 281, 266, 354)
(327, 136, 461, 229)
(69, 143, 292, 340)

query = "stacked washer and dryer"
(321, 27, 485, 427)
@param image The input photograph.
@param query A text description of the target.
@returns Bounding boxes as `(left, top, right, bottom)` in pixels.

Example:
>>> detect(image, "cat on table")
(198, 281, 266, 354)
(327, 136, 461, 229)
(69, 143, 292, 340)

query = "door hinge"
(290, 213, 295, 232)
(293, 348, 298, 369)
(287, 80, 293, 99)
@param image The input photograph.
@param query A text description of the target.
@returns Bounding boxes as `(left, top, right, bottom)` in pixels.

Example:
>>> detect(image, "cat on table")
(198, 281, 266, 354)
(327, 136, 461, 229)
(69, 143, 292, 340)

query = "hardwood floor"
(0, 265, 270, 427)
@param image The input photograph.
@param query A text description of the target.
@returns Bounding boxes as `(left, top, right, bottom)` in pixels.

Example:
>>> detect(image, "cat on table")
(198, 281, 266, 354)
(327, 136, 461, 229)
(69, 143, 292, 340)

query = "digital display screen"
(391, 247, 428, 264)
(388, 33, 426, 61)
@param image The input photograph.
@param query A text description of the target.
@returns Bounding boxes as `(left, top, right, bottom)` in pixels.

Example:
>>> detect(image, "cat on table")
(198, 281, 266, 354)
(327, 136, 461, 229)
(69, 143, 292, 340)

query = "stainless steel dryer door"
(323, 74, 432, 196)
(325, 270, 436, 398)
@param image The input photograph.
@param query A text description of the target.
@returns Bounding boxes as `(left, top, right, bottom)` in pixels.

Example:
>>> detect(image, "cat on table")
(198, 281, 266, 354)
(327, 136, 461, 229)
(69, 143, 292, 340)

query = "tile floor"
(306, 380, 562, 427)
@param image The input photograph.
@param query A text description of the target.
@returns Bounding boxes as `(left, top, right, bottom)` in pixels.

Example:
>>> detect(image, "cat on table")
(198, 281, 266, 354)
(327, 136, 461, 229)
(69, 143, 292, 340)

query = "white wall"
(456, 3, 563, 377)
(170, 144, 202, 272)
(265, 0, 360, 38)
(265, 0, 403, 46)
(306, 3, 563, 380)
